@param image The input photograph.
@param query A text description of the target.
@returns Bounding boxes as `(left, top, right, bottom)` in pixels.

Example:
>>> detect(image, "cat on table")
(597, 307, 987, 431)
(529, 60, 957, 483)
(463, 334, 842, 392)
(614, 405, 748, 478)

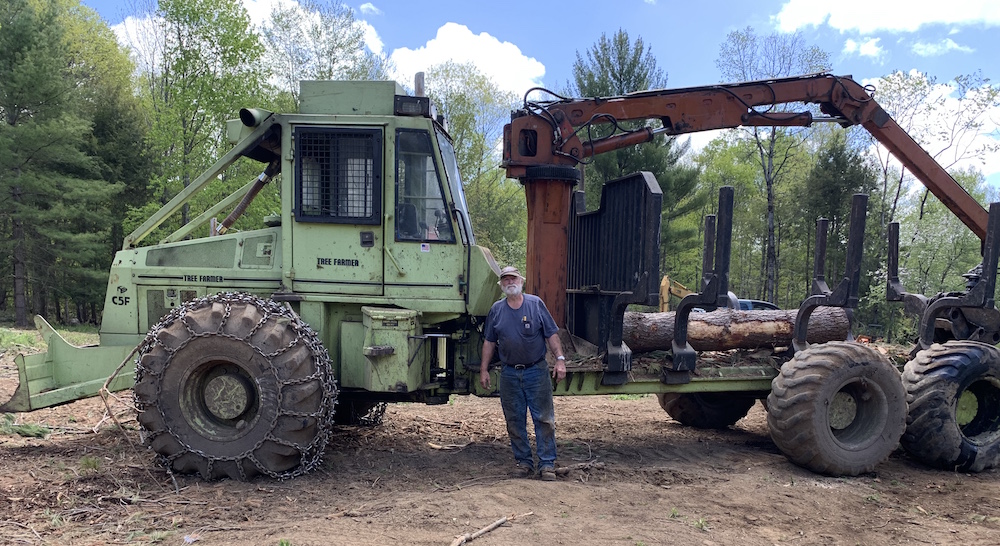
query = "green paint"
(4, 80, 790, 414)
(957, 390, 979, 427)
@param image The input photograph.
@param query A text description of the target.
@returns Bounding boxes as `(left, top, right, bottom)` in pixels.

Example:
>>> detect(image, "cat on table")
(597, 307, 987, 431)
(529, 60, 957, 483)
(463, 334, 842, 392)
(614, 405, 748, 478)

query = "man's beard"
(502, 283, 522, 296)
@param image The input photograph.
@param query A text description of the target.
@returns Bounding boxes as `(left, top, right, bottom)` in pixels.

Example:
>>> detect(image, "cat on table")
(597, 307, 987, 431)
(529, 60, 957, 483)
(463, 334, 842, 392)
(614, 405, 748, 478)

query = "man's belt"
(507, 357, 546, 370)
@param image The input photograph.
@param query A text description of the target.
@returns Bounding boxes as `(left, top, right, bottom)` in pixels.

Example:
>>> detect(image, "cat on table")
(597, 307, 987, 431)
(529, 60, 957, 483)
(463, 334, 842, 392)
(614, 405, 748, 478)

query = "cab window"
(294, 127, 382, 224)
(395, 129, 455, 242)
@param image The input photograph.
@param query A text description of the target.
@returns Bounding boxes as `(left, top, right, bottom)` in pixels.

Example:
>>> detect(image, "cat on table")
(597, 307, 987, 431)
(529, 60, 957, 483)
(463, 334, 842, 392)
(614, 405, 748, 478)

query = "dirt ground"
(2, 348, 1000, 546)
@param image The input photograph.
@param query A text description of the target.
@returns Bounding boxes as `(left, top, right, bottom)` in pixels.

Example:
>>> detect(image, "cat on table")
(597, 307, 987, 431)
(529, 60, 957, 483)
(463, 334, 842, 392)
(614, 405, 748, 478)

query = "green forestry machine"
(5, 73, 1000, 480)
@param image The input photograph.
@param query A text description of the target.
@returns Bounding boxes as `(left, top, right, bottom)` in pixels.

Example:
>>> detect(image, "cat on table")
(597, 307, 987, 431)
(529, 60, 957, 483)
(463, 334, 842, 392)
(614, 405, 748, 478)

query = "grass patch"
(0, 413, 49, 438)
(79, 455, 101, 473)
(53, 323, 100, 345)
(0, 328, 42, 352)
(0, 323, 99, 352)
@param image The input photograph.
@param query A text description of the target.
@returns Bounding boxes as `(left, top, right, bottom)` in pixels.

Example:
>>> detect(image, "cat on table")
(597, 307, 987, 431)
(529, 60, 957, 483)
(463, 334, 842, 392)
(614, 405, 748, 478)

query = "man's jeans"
(499, 363, 556, 470)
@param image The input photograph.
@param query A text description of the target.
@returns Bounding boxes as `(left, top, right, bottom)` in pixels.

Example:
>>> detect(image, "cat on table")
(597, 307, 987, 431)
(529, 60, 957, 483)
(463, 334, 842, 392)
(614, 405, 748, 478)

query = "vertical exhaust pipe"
(415, 72, 425, 97)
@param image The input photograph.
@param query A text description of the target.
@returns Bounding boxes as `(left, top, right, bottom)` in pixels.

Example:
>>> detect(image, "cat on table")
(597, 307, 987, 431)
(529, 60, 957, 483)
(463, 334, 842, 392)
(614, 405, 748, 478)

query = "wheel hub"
(829, 391, 858, 430)
(204, 374, 250, 421)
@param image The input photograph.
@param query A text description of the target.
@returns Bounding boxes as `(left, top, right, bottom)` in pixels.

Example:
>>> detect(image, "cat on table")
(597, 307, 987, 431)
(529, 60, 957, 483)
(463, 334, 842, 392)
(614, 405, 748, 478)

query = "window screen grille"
(295, 128, 381, 223)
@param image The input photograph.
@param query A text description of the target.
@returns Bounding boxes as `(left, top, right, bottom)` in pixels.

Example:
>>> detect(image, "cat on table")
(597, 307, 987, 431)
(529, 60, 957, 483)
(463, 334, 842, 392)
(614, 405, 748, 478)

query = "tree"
(868, 70, 1000, 236)
(64, 1, 154, 321)
(261, 0, 392, 106)
(424, 62, 526, 267)
(802, 132, 878, 279)
(571, 29, 705, 277)
(0, 0, 120, 325)
(899, 169, 987, 296)
(689, 136, 761, 292)
(129, 0, 267, 234)
(715, 26, 830, 303)
(798, 131, 885, 333)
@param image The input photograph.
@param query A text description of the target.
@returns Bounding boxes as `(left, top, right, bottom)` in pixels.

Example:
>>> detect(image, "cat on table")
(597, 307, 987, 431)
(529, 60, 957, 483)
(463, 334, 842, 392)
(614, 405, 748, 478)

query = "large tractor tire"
(901, 341, 1000, 472)
(134, 293, 338, 480)
(767, 341, 906, 476)
(657, 393, 756, 429)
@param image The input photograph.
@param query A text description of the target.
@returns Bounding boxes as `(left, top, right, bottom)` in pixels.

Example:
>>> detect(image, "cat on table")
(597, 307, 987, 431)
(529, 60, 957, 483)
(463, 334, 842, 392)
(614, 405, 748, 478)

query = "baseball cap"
(499, 266, 523, 279)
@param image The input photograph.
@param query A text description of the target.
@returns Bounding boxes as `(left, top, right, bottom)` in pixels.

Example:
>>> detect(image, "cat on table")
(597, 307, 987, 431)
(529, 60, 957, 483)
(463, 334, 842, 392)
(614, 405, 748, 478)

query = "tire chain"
(135, 292, 339, 480)
(358, 402, 387, 427)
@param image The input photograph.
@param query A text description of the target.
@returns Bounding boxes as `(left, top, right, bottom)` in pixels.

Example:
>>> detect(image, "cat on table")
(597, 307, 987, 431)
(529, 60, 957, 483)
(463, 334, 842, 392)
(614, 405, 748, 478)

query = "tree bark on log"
(622, 307, 850, 352)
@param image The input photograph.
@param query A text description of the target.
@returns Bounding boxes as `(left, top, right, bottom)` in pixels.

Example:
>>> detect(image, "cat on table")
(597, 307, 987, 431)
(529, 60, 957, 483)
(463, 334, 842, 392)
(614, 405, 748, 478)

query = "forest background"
(1, 0, 998, 344)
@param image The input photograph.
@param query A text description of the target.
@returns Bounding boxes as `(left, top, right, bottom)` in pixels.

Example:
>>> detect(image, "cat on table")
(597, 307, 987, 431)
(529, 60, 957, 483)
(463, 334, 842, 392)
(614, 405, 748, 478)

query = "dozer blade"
(1, 316, 138, 412)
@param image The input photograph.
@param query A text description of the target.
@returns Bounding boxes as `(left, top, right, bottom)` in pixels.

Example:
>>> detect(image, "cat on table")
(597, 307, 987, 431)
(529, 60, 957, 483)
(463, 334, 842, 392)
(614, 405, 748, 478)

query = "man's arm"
(480, 340, 497, 390)
(546, 333, 566, 382)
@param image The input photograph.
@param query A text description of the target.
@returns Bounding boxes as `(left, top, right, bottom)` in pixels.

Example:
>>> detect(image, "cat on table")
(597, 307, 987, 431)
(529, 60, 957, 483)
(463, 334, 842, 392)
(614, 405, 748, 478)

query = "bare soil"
(2, 348, 1000, 546)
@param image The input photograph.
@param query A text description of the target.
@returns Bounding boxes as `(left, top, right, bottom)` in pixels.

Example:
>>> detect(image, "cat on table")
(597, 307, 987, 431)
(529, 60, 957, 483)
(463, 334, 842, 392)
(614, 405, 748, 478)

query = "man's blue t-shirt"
(484, 294, 558, 366)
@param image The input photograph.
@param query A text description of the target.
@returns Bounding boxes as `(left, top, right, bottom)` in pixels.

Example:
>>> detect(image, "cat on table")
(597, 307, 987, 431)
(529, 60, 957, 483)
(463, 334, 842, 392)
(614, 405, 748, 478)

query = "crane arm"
(503, 73, 987, 240)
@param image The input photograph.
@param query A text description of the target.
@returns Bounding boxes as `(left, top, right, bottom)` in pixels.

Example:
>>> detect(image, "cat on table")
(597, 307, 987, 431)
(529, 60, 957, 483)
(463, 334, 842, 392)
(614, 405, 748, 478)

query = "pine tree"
(0, 0, 118, 325)
(571, 29, 706, 277)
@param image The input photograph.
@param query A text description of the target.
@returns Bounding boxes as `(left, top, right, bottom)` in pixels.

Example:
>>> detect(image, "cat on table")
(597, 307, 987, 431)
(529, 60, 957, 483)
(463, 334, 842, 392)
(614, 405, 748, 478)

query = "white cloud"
(360, 3, 381, 16)
(774, 0, 1000, 34)
(843, 37, 884, 59)
(387, 23, 546, 97)
(359, 20, 384, 55)
(912, 38, 975, 57)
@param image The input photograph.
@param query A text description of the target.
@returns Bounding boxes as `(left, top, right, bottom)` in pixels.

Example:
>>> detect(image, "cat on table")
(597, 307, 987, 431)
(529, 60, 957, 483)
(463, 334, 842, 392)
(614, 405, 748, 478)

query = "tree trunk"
(622, 307, 850, 352)
(12, 181, 27, 327)
(13, 215, 27, 327)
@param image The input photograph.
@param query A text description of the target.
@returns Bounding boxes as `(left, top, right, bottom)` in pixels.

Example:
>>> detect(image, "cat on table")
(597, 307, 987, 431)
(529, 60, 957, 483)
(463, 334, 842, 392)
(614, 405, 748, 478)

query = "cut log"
(622, 307, 850, 352)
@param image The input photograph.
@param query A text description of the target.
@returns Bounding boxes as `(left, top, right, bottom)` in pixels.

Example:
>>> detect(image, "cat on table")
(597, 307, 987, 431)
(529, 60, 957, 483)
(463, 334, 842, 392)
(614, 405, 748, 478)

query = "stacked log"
(622, 307, 850, 352)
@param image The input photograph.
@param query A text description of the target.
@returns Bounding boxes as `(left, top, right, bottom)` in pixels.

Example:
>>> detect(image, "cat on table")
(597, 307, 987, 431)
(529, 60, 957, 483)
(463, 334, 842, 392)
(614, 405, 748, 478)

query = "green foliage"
(571, 29, 706, 276)
(0, 413, 50, 438)
(136, 0, 267, 237)
(425, 62, 526, 268)
(714, 27, 831, 303)
(0, 328, 42, 351)
(858, 71, 999, 340)
(691, 136, 768, 298)
(0, 0, 124, 326)
(898, 169, 985, 296)
(79, 454, 101, 473)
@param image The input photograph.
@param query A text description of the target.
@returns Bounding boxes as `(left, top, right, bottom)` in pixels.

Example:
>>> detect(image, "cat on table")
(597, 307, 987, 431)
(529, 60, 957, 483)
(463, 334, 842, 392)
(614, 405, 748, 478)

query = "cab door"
(383, 128, 464, 304)
(290, 126, 384, 296)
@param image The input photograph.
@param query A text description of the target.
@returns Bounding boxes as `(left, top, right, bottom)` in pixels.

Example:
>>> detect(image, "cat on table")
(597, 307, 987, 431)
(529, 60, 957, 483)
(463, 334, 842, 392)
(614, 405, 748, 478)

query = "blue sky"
(82, 0, 999, 90)
(81, 0, 1000, 182)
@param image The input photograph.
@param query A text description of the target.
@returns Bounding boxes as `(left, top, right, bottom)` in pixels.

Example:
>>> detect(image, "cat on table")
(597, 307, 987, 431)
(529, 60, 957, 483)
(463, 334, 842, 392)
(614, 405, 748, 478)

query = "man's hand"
(552, 360, 566, 383)
(480, 340, 496, 391)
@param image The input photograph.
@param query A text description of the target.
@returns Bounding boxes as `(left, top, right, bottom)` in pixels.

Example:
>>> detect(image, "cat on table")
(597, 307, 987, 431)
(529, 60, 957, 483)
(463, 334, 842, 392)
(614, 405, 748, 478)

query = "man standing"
(480, 266, 567, 480)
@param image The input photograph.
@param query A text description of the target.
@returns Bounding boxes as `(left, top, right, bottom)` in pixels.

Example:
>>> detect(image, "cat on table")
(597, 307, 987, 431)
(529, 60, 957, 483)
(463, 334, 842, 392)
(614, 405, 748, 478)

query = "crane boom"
(502, 73, 989, 327)
(503, 73, 987, 239)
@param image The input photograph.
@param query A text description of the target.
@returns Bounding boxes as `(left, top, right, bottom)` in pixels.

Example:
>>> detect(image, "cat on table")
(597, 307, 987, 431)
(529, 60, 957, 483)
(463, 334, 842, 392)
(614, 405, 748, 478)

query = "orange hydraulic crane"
(502, 73, 988, 325)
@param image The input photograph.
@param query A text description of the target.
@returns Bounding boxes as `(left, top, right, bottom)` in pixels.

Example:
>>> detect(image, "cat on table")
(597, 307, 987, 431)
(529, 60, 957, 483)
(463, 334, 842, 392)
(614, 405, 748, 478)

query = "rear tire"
(901, 341, 1000, 472)
(134, 293, 337, 480)
(767, 342, 906, 476)
(657, 393, 756, 429)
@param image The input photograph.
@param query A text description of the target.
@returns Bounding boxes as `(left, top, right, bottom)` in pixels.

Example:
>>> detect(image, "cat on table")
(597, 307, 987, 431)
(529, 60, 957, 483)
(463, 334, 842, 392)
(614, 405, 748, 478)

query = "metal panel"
(566, 172, 662, 385)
